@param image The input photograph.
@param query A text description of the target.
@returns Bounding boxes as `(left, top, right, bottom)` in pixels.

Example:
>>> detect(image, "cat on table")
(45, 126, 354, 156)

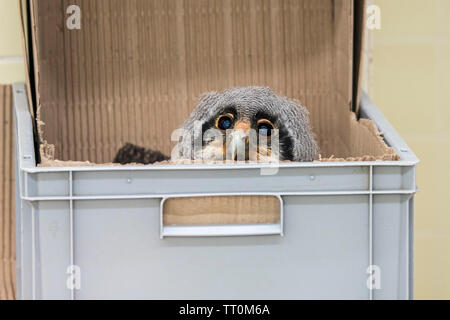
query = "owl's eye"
(257, 119, 274, 136)
(216, 113, 234, 130)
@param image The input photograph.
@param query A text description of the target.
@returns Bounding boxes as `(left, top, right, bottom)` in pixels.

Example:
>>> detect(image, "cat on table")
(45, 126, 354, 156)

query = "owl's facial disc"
(206, 109, 279, 162)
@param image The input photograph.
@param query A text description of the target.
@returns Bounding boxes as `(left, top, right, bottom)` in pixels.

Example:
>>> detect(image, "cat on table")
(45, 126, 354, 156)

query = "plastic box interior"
(15, 83, 418, 299)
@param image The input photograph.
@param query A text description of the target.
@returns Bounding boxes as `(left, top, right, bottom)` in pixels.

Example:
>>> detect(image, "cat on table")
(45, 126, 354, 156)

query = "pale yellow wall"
(0, 0, 448, 299)
(371, 0, 450, 299)
(0, 0, 25, 83)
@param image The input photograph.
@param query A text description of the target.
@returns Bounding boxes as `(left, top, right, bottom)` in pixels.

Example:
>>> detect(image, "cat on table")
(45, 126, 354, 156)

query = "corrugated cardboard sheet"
(0, 85, 16, 300)
(27, 0, 398, 164)
(164, 195, 280, 225)
(352, 0, 366, 114)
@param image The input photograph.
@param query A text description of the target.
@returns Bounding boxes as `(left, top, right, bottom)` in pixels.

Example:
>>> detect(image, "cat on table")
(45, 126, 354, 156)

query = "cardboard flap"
(0, 85, 16, 300)
(353, 0, 367, 114)
(18, 0, 34, 117)
(24, 0, 397, 164)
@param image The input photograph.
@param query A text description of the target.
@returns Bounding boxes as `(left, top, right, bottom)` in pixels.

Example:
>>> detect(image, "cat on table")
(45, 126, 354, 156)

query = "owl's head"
(172, 87, 318, 162)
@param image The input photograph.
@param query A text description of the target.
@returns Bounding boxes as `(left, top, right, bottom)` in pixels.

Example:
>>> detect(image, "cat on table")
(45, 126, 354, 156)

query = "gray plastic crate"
(13, 83, 418, 300)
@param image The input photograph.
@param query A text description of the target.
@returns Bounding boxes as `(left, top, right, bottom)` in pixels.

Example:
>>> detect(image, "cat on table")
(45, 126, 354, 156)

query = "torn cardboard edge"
(37, 112, 400, 167)
(25, 0, 399, 167)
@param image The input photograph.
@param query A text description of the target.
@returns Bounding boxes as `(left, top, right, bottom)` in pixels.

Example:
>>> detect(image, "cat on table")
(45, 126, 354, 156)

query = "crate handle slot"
(160, 195, 283, 238)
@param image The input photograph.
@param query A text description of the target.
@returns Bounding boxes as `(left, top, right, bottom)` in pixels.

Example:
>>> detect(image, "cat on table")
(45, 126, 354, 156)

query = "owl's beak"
(229, 121, 250, 161)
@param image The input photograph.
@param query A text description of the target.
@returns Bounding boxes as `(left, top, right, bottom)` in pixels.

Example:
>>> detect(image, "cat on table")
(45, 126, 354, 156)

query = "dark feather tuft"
(114, 143, 170, 164)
